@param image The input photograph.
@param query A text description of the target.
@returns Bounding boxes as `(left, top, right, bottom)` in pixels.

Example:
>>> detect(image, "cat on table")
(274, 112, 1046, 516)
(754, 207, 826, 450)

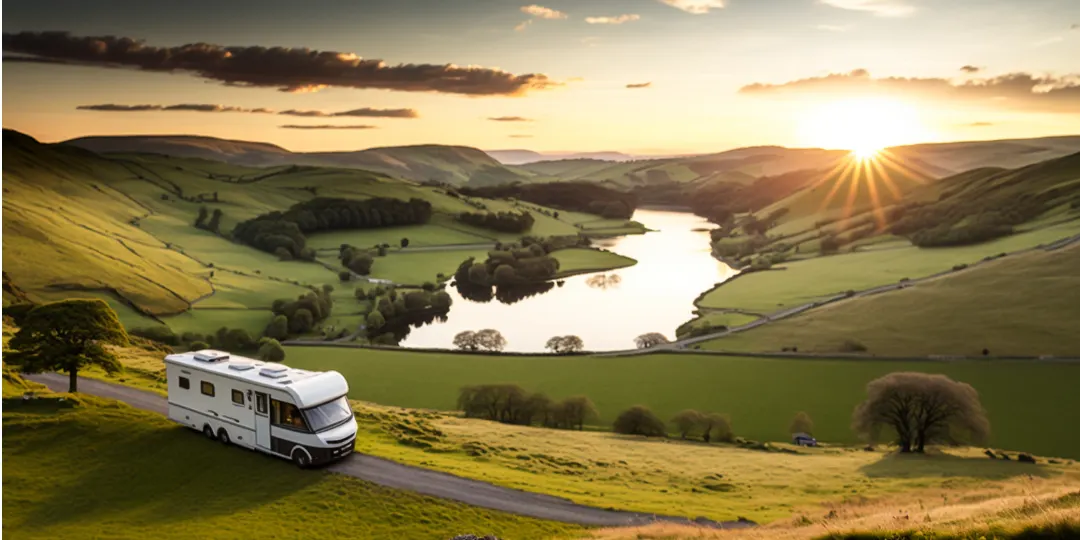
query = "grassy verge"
(702, 243, 1080, 356)
(1, 395, 582, 540)
(284, 347, 1080, 459)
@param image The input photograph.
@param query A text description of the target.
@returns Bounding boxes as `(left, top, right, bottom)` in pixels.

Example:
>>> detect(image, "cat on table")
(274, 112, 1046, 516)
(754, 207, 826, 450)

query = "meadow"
(0, 394, 580, 540)
(701, 243, 1080, 356)
(284, 347, 1080, 460)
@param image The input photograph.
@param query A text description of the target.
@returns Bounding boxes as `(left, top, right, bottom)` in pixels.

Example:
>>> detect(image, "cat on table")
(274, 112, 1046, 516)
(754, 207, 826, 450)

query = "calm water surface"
(400, 209, 738, 352)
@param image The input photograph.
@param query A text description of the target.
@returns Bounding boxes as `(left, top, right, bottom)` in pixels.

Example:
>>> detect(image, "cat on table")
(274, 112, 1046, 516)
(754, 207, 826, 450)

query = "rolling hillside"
(65, 135, 535, 186)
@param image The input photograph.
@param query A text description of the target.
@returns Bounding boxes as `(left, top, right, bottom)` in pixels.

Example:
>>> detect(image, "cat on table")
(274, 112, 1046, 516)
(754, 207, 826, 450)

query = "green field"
(1, 397, 578, 540)
(702, 243, 1080, 356)
(366, 248, 492, 285)
(285, 347, 1080, 459)
(697, 219, 1080, 313)
(551, 248, 637, 276)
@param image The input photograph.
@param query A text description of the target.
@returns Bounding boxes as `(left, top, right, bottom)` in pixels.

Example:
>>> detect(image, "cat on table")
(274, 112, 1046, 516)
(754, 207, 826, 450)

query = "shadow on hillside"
(17, 419, 323, 529)
(860, 452, 1052, 480)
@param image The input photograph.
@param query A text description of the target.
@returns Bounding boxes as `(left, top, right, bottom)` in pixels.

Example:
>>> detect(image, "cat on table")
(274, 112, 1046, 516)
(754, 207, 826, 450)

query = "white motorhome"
(164, 349, 357, 467)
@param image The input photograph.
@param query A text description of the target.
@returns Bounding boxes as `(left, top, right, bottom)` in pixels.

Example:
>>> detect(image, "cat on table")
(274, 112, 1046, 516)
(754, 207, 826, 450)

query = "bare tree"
(634, 332, 670, 349)
(789, 411, 814, 436)
(671, 409, 704, 439)
(853, 372, 990, 453)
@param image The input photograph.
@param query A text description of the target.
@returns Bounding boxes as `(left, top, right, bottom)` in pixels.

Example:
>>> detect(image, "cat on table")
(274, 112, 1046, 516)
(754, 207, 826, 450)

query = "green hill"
(65, 135, 535, 186)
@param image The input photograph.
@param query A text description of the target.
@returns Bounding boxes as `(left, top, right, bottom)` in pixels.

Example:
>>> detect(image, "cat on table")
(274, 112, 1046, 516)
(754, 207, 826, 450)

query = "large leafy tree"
(9, 299, 129, 393)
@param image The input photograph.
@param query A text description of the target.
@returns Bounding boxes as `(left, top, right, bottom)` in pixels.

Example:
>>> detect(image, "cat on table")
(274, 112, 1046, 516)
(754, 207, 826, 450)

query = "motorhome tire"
(217, 428, 230, 445)
(203, 425, 215, 439)
(292, 448, 311, 468)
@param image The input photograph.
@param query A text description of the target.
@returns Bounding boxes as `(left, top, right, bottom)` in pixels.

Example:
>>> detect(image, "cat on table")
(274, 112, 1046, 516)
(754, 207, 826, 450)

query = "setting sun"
(799, 98, 930, 157)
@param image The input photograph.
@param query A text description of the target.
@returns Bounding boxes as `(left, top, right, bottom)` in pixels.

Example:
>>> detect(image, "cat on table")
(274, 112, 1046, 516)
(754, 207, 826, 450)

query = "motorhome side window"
(271, 399, 309, 431)
(256, 393, 268, 414)
(200, 381, 215, 397)
(231, 389, 244, 405)
(178, 377, 190, 390)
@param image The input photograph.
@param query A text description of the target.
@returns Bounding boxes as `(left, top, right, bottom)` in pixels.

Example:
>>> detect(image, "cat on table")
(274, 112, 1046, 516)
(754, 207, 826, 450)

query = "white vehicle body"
(165, 350, 357, 467)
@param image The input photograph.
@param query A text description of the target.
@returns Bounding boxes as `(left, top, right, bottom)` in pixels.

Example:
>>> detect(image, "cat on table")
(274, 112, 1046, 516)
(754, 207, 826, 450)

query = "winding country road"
(24, 373, 753, 530)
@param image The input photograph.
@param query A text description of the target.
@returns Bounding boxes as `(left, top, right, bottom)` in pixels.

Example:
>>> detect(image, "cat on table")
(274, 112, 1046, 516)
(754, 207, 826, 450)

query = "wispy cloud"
(626, 82, 652, 89)
(656, 0, 725, 14)
(582, 36, 601, 47)
(77, 104, 419, 118)
(739, 68, 1080, 113)
(1033, 36, 1064, 47)
(488, 116, 534, 122)
(521, 5, 568, 19)
(280, 124, 378, 130)
(509, 134, 534, 138)
(960, 65, 982, 74)
(515, 20, 533, 32)
(3, 31, 556, 96)
(816, 24, 850, 32)
(965, 122, 995, 127)
(585, 14, 641, 25)
(819, 0, 915, 17)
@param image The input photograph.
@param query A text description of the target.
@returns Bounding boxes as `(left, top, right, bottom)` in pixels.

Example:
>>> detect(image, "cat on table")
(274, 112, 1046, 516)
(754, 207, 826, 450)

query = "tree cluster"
(232, 197, 432, 257)
(454, 245, 561, 287)
(457, 210, 536, 233)
(545, 335, 584, 354)
(457, 384, 598, 430)
(452, 329, 506, 351)
(460, 182, 637, 219)
(670, 409, 735, 442)
(365, 287, 452, 340)
(269, 285, 335, 335)
(634, 332, 670, 349)
(193, 206, 225, 233)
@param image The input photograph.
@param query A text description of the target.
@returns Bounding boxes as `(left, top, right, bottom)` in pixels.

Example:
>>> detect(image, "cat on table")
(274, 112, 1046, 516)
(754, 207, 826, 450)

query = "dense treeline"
(457, 210, 535, 233)
(454, 242, 561, 286)
(267, 285, 335, 335)
(461, 182, 637, 219)
(457, 384, 598, 430)
(232, 197, 432, 257)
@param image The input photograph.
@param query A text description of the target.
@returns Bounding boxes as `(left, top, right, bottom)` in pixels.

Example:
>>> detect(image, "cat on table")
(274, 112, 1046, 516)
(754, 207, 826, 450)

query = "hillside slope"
(65, 135, 534, 186)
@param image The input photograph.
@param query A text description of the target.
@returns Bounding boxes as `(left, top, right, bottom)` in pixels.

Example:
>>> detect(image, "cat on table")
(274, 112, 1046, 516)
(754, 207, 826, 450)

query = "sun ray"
(817, 157, 859, 215)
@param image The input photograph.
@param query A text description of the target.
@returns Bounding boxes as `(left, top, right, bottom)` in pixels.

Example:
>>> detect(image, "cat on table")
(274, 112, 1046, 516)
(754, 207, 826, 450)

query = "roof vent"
(193, 350, 230, 362)
(259, 364, 289, 378)
(228, 361, 255, 371)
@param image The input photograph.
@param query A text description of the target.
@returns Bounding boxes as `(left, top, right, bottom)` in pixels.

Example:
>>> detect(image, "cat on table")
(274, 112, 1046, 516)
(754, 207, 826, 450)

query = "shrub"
(347, 254, 375, 275)
(257, 338, 286, 362)
(671, 409, 705, 439)
(703, 413, 733, 443)
(839, 339, 868, 352)
(613, 406, 667, 437)
(366, 310, 386, 330)
(263, 315, 289, 340)
(274, 247, 293, 261)
(338, 270, 352, 281)
(188, 341, 210, 351)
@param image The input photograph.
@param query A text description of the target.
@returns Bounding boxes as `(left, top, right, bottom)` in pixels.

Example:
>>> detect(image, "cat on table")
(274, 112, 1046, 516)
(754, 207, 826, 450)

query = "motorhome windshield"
(303, 396, 353, 432)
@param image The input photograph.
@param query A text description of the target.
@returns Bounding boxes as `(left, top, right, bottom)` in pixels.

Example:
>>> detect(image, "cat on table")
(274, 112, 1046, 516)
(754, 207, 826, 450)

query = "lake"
(399, 209, 738, 352)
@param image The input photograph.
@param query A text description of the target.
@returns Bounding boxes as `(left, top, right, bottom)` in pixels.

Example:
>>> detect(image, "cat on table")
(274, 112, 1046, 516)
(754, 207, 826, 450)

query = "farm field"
(352, 401, 1080, 523)
(701, 243, 1080, 356)
(366, 248, 493, 285)
(284, 347, 1080, 459)
(0, 395, 579, 540)
(552, 248, 637, 276)
(696, 219, 1080, 313)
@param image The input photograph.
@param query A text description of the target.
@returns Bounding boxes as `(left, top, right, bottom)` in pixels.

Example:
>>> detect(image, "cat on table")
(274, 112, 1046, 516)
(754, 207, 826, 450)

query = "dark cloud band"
(279, 124, 378, 130)
(77, 103, 417, 118)
(3, 31, 556, 96)
(488, 116, 533, 122)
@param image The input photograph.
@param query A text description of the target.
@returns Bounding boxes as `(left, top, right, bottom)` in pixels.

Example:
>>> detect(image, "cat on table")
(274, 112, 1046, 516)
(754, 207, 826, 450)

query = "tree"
(790, 411, 814, 436)
(852, 372, 990, 453)
(274, 247, 293, 261)
(475, 329, 507, 352)
(702, 413, 733, 443)
(400, 237, 410, 248)
(366, 310, 386, 331)
(207, 208, 224, 233)
(467, 263, 489, 284)
(8, 299, 129, 393)
(264, 314, 289, 340)
(492, 264, 518, 284)
(559, 396, 598, 430)
(613, 406, 667, 437)
(289, 308, 315, 334)
(257, 338, 286, 362)
(671, 409, 705, 439)
(339, 270, 352, 282)
(634, 332, 670, 349)
(195, 206, 209, 228)
(545, 335, 584, 354)
(348, 253, 375, 275)
(431, 291, 452, 310)
(453, 331, 480, 351)
(226, 328, 254, 350)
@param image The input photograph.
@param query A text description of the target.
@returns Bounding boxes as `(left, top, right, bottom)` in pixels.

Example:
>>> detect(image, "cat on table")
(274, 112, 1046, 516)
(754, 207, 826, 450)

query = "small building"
(792, 432, 817, 447)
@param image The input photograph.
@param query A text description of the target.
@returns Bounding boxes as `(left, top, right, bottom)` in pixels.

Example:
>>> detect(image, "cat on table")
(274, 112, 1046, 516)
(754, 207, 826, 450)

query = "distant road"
(24, 373, 754, 530)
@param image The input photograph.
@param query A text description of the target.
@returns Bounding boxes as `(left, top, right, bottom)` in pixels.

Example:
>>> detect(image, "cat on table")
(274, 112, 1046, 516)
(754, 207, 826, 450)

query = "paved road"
(24, 373, 753, 529)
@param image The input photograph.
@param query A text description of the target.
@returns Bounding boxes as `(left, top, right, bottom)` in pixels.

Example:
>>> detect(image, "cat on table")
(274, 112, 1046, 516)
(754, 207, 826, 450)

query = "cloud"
(1034, 36, 1064, 47)
(816, 24, 849, 32)
(965, 122, 995, 127)
(488, 116, 533, 122)
(581, 37, 601, 46)
(280, 124, 378, 130)
(515, 20, 533, 31)
(585, 14, 641, 24)
(739, 69, 1080, 113)
(2, 31, 556, 96)
(509, 134, 534, 138)
(960, 65, 981, 74)
(521, 5, 568, 19)
(77, 103, 418, 118)
(626, 82, 652, 89)
(819, 0, 915, 17)
(656, 0, 725, 14)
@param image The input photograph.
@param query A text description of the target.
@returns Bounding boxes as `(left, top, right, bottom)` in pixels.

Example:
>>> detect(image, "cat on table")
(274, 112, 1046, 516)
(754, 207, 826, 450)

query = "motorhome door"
(254, 391, 271, 449)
